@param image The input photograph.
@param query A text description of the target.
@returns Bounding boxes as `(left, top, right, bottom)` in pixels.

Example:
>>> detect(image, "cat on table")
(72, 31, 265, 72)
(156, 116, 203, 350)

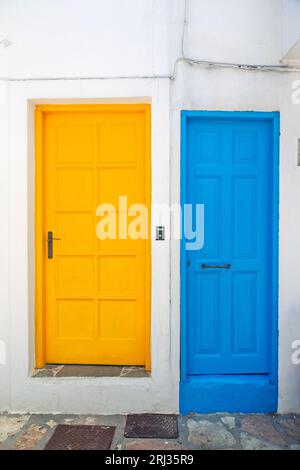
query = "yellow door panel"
(36, 105, 151, 366)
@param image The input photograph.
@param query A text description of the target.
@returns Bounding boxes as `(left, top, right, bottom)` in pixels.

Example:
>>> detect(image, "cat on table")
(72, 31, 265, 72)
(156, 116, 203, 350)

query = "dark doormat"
(125, 414, 178, 439)
(44, 424, 115, 450)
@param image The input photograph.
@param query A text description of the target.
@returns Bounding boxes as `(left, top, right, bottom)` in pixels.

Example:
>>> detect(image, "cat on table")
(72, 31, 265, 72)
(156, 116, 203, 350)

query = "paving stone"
(64, 418, 75, 423)
(13, 424, 47, 450)
(33, 365, 63, 378)
(120, 367, 150, 378)
(0, 415, 30, 443)
(221, 416, 236, 430)
(32, 369, 55, 378)
(240, 415, 286, 446)
(125, 439, 188, 450)
(85, 416, 97, 425)
(33, 365, 149, 378)
(99, 415, 126, 428)
(56, 365, 123, 377)
(46, 419, 57, 429)
(240, 432, 283, 450)
(187, 419, 236, 449)
(1, 412, 298, 451)
(279, 416, 300, 441)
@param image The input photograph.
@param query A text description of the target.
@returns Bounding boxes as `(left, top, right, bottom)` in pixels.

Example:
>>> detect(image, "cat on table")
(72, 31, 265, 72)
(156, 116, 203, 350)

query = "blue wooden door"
(184, 114, 275, 376)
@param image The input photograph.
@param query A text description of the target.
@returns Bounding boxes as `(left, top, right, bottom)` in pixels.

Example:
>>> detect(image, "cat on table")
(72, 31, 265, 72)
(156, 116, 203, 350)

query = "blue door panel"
(184, 115, 275, 377)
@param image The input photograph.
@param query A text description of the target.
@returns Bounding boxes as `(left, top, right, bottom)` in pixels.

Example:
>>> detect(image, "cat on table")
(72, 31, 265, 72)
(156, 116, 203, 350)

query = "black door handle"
(201, 263, 231, 269)
(47, 231, 61, 259)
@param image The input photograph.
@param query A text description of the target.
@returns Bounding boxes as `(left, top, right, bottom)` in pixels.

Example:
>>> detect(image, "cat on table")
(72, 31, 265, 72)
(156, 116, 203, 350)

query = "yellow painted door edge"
(35, 104, 151, 370)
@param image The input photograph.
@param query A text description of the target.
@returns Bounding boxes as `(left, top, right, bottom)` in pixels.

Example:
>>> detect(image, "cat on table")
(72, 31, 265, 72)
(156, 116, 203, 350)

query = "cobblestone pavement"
(0, 413, 299, 450)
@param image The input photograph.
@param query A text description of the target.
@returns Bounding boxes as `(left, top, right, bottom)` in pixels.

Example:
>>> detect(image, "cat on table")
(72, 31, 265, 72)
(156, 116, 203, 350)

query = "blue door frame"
(180, 111, 279, 414)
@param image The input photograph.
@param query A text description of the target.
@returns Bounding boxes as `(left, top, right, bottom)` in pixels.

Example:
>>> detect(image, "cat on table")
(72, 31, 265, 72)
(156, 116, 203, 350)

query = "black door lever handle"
(47, 231, 61, 259)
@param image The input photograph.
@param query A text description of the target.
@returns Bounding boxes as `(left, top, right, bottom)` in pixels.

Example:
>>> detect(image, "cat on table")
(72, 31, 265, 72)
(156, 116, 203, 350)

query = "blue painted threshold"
(180, 376, 278, 415)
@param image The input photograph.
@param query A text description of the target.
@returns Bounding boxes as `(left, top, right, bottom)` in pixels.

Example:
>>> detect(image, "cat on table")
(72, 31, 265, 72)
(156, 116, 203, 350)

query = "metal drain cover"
(125, 414, 178, 439)
(45, 424, 115, 450)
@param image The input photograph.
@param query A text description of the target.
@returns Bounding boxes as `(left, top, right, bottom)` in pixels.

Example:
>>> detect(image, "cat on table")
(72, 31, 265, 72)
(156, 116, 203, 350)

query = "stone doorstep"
(32, 364, 149, 378)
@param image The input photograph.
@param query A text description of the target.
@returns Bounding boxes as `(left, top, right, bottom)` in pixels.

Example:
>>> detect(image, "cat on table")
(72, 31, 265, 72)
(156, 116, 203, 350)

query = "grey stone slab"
(221, 416, 236, 430)
(279, 416, 300, 441)
(33, 365, 149, 379)
(124, 439, 188, 450)
(187, 418, 236, 449)
(0, 414, 30, 446)
(32, 364, 63, 378)
(240, 432, 283, 450)
(240, 415, 286, 446)
(32, 369, 55, 378)
(120, 367, 149, 378)
(55, 365, 123, 377)
(13, 424, 48, 450)
(2, 412, 298, 451)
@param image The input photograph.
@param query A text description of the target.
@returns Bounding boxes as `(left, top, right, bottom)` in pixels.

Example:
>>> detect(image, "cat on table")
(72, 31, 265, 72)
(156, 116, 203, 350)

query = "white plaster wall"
(0, 0, 296, 77)
(0, 81, 10, 409)
(283, 0, 300, 56)
(5, 78, 175, 414)
(0, 0, 169, 79)
(0, 0, 300, 414)
(277, 75, 300, 412)
(170, 63, 300, 414)
(167, 0, 300, 414)
(184, 0, 283, 65)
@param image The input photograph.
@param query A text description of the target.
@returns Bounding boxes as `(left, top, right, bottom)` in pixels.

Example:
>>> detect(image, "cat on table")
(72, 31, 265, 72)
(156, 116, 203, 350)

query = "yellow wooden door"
(36, 105, 151, 367)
